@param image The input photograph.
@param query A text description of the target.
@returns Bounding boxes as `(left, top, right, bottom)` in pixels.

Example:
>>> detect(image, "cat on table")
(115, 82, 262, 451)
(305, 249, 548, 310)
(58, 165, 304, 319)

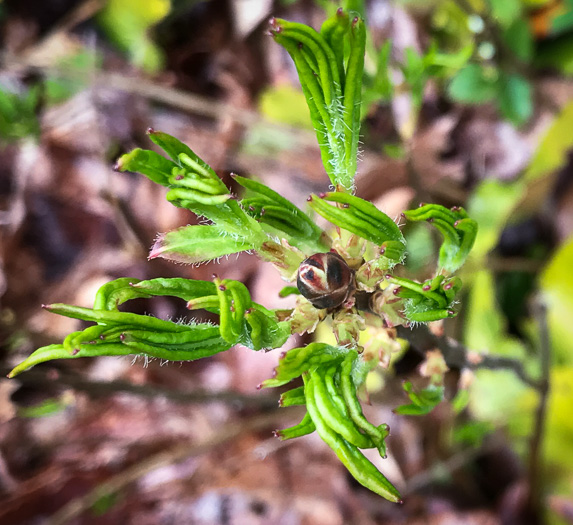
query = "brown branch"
(396, 324, 538, 388)
(3, 367, 278, 410)
(525, 297, 551, 519)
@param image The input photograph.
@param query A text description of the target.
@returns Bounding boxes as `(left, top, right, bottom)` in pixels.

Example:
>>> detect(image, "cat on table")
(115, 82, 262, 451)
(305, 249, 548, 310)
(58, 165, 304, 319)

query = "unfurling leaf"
(403, 204, 477, 273)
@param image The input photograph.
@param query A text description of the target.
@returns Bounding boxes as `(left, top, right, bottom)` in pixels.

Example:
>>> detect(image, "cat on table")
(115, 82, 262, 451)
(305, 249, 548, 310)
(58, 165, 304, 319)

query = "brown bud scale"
(296, 252, 353, 309)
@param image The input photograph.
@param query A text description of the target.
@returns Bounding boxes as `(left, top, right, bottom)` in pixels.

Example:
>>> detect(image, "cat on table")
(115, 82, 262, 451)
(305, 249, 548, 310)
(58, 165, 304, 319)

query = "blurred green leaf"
(551, 0, 573, 36)
(464, 270, 526, 358)
(97, 0, 170, 72)
(448, 64, 498, 103)
(44, 50, 101, 104)
(540, 235, 573, 365)
(0, 85, 40, 143)
(466, 179, 525, 260)
(469, 369, 529, 424)
(503, 19, 534, 62)
(534, 33, 573, 75)
(487, 0, 522, 27)
(258, 84, 312, 129)
(497, 73, 532, 126)
(18, 398, 69, 418)
(394, 381, 444, 416)
(452, 420, 494, 447)
(524, 100, 573, 181)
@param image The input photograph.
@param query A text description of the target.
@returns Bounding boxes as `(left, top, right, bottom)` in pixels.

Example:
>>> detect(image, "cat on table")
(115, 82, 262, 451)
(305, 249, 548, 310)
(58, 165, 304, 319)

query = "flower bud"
(296, 252, 354, 309)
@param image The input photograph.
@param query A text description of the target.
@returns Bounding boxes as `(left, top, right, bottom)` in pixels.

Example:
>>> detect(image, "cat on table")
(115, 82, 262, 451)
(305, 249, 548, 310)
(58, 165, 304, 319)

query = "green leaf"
(270, 11, 365, 191)
(261, 343, 348, 388)
(147, 130, 218, 178)
(534, 34, 573, 76)
(497, 73, 532, 126)
(97, 0, 169, 72)
(116, 148, 176, 186)
(0, 85, 40, 143)
(540, 235, 573, 365)
(234, 174, 331, 253)
(503, 19, 534, 63)
(18, 398, 70, 418)
(487, 0, 522, 28)
(258, 84, 313, 129)
(307, 192, 405, 251)
(403, 204, 477, 273)
(149, 224, 258, 264)
(466, 179, 526, 260)
(448, 64, 498, 104)
(524, 100, 573, 181)
(393, 381, 444, 415)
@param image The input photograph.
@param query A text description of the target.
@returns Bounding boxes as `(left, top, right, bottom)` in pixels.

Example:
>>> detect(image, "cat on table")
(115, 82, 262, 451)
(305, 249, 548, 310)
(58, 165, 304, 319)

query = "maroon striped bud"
(296, 252, 353, 309)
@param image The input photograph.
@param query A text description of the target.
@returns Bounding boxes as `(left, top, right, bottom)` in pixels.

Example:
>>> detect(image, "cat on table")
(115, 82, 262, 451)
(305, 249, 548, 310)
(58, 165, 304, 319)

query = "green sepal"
(393, 381, 444, 416)
(234, 174, 331, 253)
(308, 192, 405, 253)
(403, 204, 477, 273)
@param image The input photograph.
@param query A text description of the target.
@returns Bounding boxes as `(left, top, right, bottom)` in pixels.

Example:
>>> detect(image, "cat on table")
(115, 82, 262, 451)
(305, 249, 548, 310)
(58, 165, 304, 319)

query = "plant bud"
(297, 252, 354, 309)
